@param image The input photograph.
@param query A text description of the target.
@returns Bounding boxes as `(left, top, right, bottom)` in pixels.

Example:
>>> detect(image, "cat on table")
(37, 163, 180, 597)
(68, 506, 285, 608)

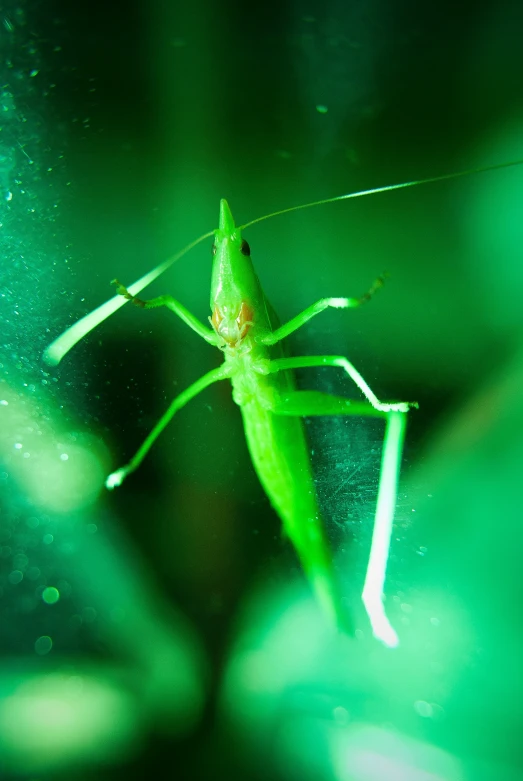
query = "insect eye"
(240, 239, 251, 256)
(212, 242, 217, 256)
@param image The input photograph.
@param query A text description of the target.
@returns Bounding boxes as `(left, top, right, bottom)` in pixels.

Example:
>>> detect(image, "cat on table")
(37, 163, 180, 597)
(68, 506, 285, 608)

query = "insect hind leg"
(270, 390, 407, 648)
(268, 355, 417, 413)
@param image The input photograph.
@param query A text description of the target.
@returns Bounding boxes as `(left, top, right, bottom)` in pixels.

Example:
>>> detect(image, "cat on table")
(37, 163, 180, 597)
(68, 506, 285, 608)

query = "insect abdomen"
(241, 398, 348, 630)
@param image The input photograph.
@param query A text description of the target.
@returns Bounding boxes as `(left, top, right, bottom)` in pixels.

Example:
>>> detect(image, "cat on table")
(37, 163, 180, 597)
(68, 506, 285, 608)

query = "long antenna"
(239, 159, 523, 230)
(44, 157, 523, 366)
(43, 230, 214, 366)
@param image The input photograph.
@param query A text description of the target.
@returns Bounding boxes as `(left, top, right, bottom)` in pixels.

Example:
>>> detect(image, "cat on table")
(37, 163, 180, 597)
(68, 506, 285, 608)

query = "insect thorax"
(225, 345, 272, 407)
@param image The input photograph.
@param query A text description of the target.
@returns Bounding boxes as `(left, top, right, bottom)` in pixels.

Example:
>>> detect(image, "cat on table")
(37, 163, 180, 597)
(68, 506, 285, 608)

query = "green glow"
(0, 671, 140, 772)
(331, 725, 463, 781)
(42, 587, 60, 605)
(0, 385, 108, 513)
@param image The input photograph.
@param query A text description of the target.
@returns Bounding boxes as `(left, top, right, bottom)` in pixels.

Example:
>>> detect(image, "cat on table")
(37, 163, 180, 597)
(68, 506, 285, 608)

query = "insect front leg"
(269, 388, 406, 648)
(106, 365, 231, 489)
(112, 280, 219, 345)
(258, 276, 386, 346)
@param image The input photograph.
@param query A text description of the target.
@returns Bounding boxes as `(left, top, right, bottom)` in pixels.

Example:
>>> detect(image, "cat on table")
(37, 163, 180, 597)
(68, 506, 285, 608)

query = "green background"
(1, 0, 523, 778)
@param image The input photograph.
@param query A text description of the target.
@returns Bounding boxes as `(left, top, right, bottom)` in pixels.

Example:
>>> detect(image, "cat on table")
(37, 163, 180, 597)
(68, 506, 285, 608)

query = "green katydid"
(44, 159, 523, 648)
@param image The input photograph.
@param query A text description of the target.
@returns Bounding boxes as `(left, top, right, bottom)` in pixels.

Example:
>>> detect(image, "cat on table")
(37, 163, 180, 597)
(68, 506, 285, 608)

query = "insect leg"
(106, 364, 231, 489)
(258, 276, 386, 346)
(270, 389, 406, 648)
(268, 355, 417, 413)
(112, 280, 218, 344)
(43, 232, 216, 366)
(270, 390, 384, 418)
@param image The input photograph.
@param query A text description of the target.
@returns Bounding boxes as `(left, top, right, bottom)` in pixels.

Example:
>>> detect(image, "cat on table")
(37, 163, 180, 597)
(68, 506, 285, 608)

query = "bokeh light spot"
(42, 587, 60, 605)
(34, 635, 53, 655)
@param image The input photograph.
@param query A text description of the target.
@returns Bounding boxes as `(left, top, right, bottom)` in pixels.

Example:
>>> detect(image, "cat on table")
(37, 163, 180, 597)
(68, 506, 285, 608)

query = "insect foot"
(105, 468, 127, 490)
(378, 400, 419, 413)
(111, 279, 146, 308)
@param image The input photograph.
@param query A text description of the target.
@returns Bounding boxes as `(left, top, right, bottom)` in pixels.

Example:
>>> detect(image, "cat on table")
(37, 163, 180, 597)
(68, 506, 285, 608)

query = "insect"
(44, 159, 523, 648)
